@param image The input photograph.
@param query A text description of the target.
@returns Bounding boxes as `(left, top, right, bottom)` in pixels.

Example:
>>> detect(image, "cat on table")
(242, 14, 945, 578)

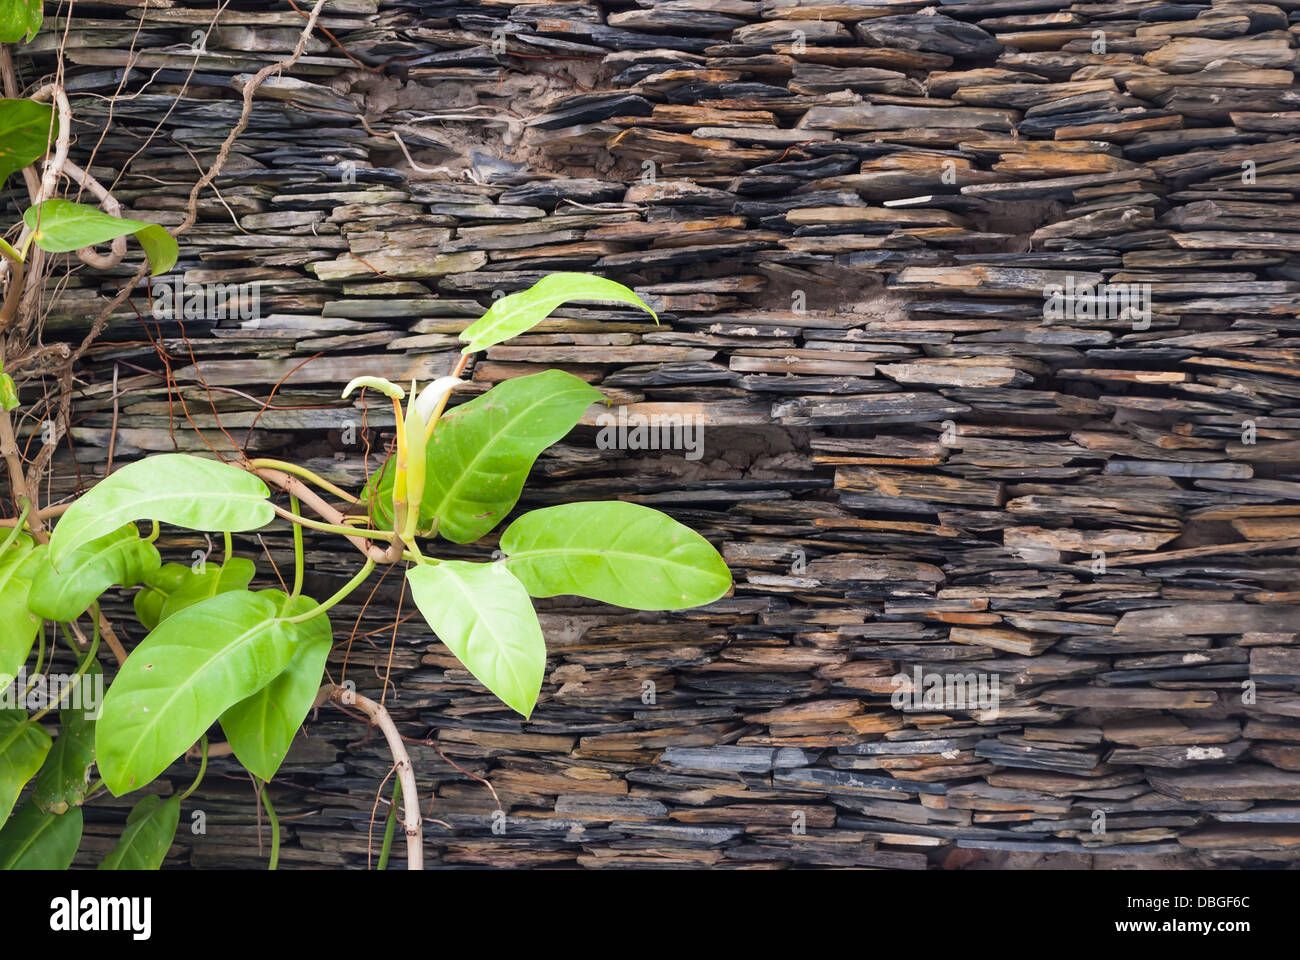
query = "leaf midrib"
(105, 800, 170, 868)
(507, 546, 724, 582)
(42, 535, 143, 609)
(0, 717, 37, 756)
(0, 540, 35, 593)
(418, 566, 535, 710)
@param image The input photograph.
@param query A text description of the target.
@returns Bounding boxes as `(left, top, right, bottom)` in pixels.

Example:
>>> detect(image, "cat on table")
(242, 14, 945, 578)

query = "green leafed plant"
(0, 253, 728, 870)
(0, 709, 51, 822)
(0, 0, 41, 45)
(22, 199, 178, 276)
(32, 666, 98, 815)
(501, 501, 733, 611)
(99, 794, 180, 870)
(0, 13, 728, 859)
(362, 369, 603, 541)
(0, 534, 43, 686)
(0, 800, 81, 869)
(0, 98, 54, 186)
(407, 561, 546, 718)
(458, 271, 657, 353)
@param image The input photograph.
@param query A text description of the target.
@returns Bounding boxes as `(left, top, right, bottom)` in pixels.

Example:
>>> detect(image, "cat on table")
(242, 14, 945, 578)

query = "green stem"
(146, 519, 160, 544)
(57, 622, 80, 656)
(290, 494, 304, 598)
(285, 557, 375, 624)
(223, 531, 233, 564)
(32, 616, 99, 723)
(261, 784, 280, 871)
(0, 503, 30, 556)
(22, 627, 45, 700)
(179, 734, 208, 801)
(250, 458, 359, 504)
(279, 509, 393, 542)
(0, 237, 22, 265)
(378, 778, 401, 871)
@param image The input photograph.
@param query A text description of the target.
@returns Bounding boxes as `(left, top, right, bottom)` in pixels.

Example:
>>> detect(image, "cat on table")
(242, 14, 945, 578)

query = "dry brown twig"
(61, 160, 128, 269)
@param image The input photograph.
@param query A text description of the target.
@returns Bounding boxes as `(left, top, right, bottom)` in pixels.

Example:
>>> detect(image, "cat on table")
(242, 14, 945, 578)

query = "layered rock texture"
(9, 0, 1300, 867)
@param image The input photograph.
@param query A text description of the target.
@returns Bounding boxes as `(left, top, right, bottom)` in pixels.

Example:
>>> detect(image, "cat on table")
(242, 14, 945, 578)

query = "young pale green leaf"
(0, 710, 51, 822)
(406, 561, 546, 719)
(0, 98, 54, 187)
(0, 800, 81, 870)
(0, 536, 43, 690)
(0, 0, 41, 43)
(365, 370, 603, 542)
(220, 593, 332, 781)
(23, 198, 178, 275)
(33, 667, 98, 815)
(459, 273, 656, 354)
(133, 562, 190, 631)
(48, 454, 274, 568)
(95, 590, 307, 796)
(502, 501, 732, 611)
(414, 376, 464, 422)
(342, 375, 404, 401)
(27, 523, 160, 622)
(158, 557, 256, 623)
(98, 794, 180, 870)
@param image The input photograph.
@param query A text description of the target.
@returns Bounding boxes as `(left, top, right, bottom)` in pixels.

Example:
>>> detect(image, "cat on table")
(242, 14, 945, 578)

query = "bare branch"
(328, 685, 424, 869)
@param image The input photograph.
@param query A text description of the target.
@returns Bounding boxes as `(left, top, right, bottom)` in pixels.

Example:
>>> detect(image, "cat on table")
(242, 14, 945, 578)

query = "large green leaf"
(0, 99, 54, 186)
(48, 454, 274, 568)
(501, 501, 732, 611)
(33, 665, 99, 815)
(23, 198, 178, 276)
(95, 589, 310, 796)
(0, 710, 50, 822)
(407, 561, 546, 718)
(459, 273, 656, 354)
(365, 370, 603, 543)
(0, 535, 43, 690)
(98, 794, 180, 870)
(28, 523, 160, 622)
(0, 0, 41, 43)
(158, 557, 256, 623)
(0, 800, 81, 869)
(220, 593, 331, 781)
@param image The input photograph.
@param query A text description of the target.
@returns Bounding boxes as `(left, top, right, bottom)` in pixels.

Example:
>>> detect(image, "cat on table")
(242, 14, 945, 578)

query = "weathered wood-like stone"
(15, 0, 1300, 872)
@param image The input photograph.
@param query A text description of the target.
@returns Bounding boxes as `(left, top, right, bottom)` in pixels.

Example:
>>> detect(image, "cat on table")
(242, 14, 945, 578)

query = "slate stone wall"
(10, 0, 1300, 868)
